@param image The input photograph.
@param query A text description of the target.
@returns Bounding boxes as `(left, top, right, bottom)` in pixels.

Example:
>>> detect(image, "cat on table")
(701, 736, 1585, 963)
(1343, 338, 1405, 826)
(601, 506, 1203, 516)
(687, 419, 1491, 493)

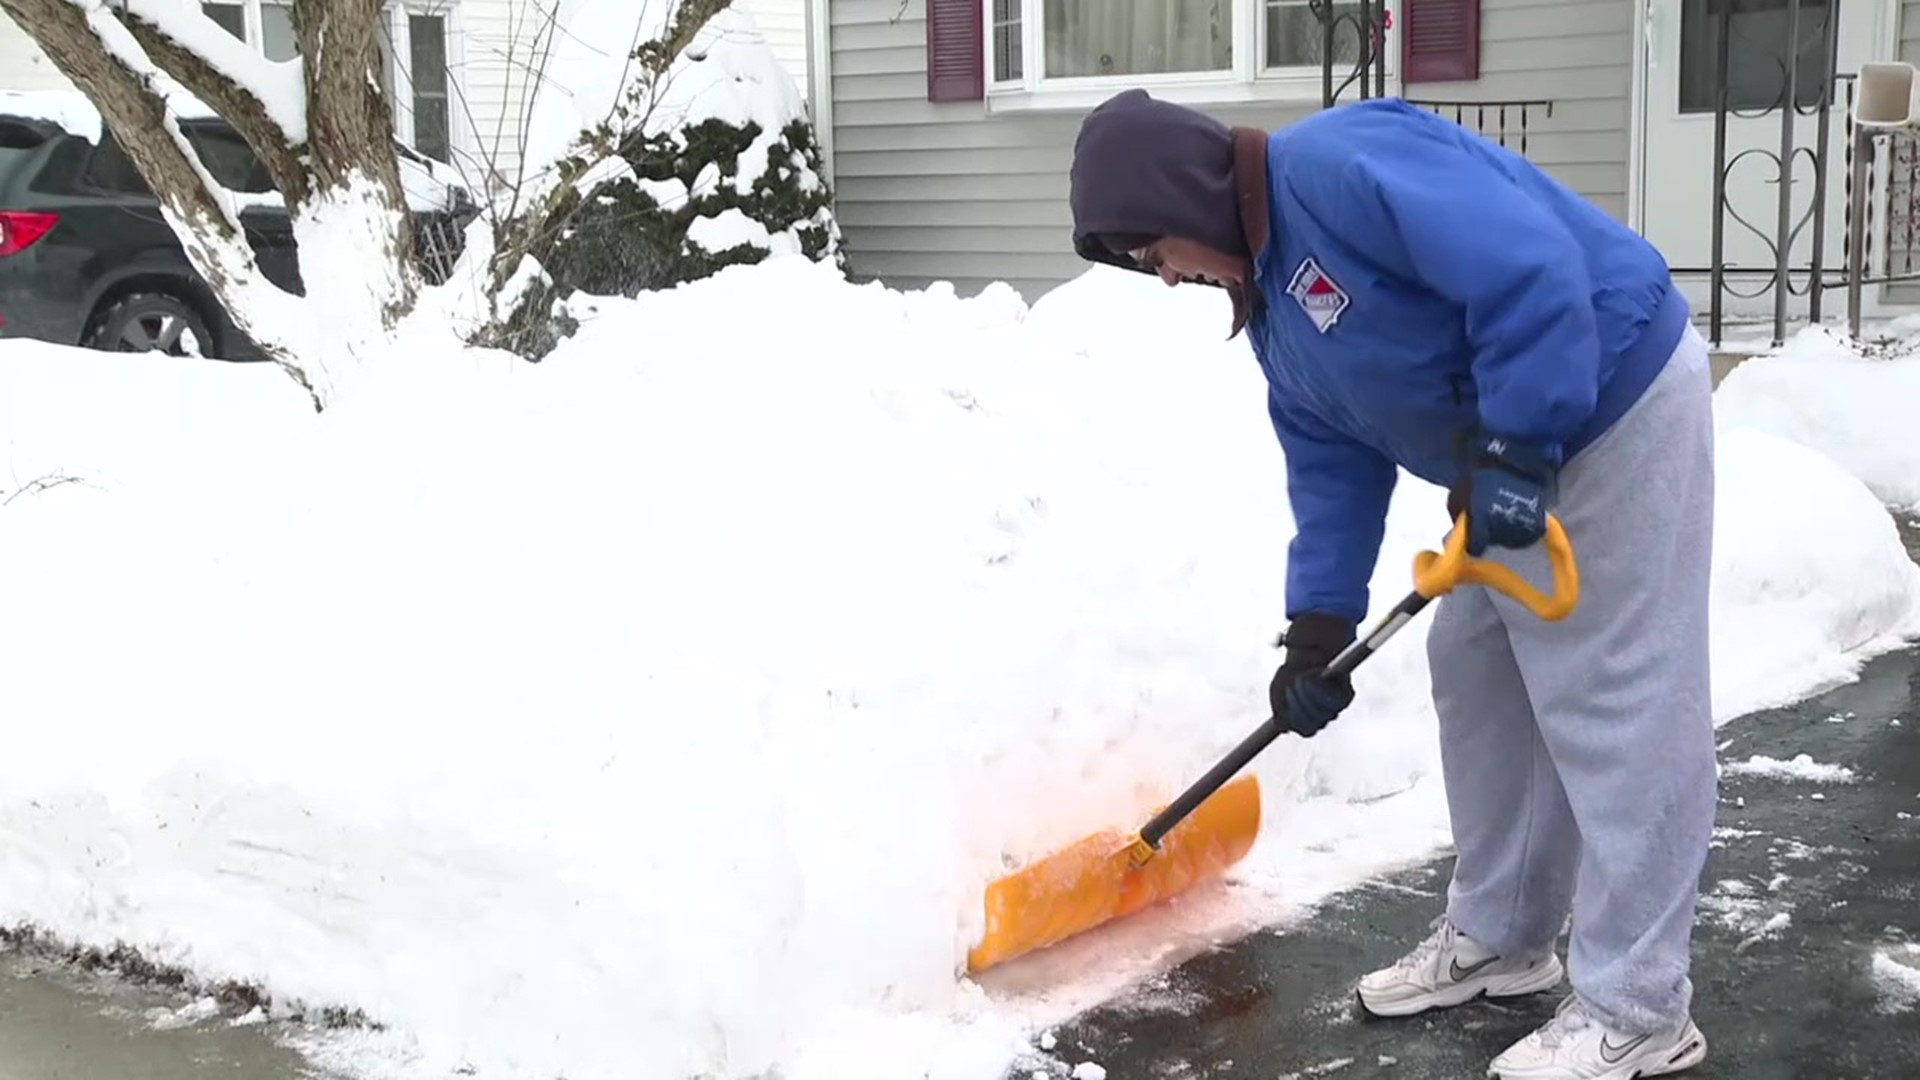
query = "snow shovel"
(964, 511, 1580, 975)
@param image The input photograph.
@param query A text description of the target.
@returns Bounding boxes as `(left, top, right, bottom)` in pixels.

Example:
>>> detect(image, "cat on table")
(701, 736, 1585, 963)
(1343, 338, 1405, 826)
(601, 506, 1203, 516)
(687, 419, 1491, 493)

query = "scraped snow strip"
(2, 260, 1920, 1080)
(1721, 754, 1858, 784)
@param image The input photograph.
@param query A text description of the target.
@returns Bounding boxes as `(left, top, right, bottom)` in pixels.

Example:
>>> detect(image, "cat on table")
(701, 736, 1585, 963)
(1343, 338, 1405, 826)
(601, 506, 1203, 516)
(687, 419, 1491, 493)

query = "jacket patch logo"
(1287, 257, 1349, 333)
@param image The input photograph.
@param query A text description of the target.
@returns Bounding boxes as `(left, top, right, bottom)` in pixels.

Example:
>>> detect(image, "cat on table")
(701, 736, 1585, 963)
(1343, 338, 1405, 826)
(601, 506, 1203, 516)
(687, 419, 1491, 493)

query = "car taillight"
(0, 211, 59, 257)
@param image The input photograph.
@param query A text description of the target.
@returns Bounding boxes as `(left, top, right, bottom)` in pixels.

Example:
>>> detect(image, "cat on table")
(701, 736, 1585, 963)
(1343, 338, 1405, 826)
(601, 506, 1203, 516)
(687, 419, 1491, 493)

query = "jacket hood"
(1068, 89, 1246, 269)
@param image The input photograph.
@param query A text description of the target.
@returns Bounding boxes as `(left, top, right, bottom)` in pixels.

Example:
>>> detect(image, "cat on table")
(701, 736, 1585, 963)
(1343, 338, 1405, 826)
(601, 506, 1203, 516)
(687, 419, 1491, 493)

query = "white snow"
(1716, 325, 1920, 512)
(688, 206, 790, 254)
(1871, 943, 1920, 1014)
(1706, 426, 1920, 717)
(0, 88, 121, 140)
(0, 261, 1916, 1080)
(1721, 754, 1859, 784)
(512, 0, 836, 257)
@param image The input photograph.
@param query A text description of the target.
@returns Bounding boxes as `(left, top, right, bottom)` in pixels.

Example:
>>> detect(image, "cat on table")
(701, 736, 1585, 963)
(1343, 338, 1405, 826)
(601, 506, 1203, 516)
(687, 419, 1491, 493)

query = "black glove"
(1447, 431, 1557, 555)
(1270, 612, 1356, 737)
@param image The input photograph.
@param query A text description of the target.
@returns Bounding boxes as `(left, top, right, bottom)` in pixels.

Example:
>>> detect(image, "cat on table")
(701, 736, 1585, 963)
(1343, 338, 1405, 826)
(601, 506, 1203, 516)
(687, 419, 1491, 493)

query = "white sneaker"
(1356, 916, 1564, 1018)
(1488, 994, 1708, 1079)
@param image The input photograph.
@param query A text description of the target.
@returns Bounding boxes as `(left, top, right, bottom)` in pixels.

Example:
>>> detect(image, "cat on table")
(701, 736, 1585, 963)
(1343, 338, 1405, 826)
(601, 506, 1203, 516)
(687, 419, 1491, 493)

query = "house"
(0, 0, 812, 195)
(801, 0, 1920, 338)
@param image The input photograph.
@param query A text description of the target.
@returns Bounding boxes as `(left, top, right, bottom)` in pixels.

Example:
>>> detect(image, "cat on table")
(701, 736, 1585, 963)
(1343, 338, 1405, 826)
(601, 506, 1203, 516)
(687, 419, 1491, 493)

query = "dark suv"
(0, 96, 479, 360)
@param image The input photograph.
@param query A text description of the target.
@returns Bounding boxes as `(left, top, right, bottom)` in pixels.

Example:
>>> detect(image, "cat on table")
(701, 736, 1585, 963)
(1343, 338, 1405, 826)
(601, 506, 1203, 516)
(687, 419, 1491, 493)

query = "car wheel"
(85, 292, 215, 357)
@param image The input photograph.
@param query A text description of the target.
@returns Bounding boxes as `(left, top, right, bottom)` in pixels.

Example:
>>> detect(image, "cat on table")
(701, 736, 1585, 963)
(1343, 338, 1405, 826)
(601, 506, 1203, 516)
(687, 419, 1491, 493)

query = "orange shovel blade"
(965, 774, 1263, 974)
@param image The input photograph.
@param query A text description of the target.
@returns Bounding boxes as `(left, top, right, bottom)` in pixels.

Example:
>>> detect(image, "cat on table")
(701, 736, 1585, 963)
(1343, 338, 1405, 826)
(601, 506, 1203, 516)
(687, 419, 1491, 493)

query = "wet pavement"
(1033, 623, 1920, 1077)
(0, 949, 331, 1080)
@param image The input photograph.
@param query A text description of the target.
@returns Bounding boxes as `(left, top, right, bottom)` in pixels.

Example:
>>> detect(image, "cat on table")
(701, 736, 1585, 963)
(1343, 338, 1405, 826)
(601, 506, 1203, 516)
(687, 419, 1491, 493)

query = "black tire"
(84, 291, 216, 358)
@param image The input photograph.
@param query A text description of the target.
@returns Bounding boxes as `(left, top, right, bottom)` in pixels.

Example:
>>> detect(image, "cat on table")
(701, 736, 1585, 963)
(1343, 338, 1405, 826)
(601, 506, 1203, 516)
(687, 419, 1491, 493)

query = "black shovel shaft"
(1136, 587, 1434, 850)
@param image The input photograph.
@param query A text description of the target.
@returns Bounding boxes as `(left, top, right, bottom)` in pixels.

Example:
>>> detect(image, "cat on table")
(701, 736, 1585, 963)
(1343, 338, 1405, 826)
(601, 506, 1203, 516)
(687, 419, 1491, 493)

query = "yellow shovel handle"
(1411, 512, 1580, 622)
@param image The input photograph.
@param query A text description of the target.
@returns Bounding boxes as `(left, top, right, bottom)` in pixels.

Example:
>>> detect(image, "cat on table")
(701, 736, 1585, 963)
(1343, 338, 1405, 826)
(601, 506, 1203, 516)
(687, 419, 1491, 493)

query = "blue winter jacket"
(1250, 98, 1690, 627)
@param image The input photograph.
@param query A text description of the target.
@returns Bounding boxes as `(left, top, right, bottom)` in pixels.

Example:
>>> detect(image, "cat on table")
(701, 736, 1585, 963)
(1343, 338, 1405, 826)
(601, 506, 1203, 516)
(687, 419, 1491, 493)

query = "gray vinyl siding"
(826, 0, 1634, 302)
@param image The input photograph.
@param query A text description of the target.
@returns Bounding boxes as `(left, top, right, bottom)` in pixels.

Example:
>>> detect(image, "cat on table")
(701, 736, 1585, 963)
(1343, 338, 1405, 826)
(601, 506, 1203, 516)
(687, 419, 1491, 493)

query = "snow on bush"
(480, 0, 843, 358)
(0, 261, 1917, 1080)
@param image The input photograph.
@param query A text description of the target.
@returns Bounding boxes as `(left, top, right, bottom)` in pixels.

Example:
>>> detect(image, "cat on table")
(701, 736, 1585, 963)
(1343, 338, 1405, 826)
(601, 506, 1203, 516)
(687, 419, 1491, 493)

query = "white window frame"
(196, 0, 471, 164)
(983, 0, 1401, 113)
(380, 0, 473, 167)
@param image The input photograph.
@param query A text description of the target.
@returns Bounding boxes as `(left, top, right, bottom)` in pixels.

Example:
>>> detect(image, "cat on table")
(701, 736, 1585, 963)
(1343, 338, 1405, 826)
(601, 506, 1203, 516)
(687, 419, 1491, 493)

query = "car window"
(184, 123, 272, 193)
(77, 131, 152, 195)
(0, 120, 46, 150)
(0, 121, 46, 180)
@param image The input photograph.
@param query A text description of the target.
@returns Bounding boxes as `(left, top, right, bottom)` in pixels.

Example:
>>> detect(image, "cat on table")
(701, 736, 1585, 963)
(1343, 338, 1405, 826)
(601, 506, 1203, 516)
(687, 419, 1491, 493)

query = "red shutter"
(1402, 0, 1481, 83)
(926, 0, 984, 101)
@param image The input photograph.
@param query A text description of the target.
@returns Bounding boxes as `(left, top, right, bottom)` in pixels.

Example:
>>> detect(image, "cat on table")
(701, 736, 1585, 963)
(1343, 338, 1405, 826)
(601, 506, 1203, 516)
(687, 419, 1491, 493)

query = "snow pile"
(1720, 754, 1858, 784)
(1707, 425, 1920, 717)
(1715, 325, 1920, 512)
(1872, 943, 1920, 1014)
(0, 261, 1917, 1080)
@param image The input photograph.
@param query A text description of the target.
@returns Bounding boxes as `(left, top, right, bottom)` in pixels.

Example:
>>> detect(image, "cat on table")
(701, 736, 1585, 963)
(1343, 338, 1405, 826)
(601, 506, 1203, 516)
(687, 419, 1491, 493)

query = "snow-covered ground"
(2, 262, 1919, 1080)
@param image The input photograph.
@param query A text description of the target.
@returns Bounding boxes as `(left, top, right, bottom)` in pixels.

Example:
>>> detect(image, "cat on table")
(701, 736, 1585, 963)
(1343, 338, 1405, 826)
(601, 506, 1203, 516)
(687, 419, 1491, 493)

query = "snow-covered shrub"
(476, 0, 844, 359)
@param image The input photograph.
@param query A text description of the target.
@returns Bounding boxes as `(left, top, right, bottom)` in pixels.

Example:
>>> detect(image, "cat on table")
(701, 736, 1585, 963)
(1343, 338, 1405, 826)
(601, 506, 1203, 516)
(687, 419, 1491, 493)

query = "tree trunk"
(0, 0, 421, 410)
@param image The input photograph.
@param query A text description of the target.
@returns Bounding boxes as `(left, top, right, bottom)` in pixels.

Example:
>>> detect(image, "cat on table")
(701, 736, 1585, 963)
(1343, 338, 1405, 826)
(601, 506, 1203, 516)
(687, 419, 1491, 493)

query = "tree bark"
(293, 0, 418, 323)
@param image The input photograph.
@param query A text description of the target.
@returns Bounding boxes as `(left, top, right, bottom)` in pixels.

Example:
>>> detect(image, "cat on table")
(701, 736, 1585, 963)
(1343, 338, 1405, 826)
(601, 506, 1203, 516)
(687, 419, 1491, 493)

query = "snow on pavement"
(0, 260, 1918, 1080)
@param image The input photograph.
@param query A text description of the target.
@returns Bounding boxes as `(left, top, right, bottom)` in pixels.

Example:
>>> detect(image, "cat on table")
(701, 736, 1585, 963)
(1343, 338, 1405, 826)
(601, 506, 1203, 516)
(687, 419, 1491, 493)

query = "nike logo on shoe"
(1448, 955, 1498, 982)
(1599, 1032, 1651, 1064)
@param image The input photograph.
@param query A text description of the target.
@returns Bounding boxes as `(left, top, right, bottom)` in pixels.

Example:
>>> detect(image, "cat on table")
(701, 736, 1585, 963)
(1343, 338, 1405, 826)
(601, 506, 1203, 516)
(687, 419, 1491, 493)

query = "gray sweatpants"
(1428, 324, 1718, 1036)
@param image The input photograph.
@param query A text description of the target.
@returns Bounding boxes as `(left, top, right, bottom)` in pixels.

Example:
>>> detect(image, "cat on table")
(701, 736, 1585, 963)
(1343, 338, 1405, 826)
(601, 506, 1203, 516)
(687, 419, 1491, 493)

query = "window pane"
(1265, 0, 1366, 69)
(409, 15, 448, 92)
(79, 134, 153, 196)
(260, 3, 299, 61)
(411, 97, 447, 161)
(1043, 0, 1232, 78)
(186, 124, 272, 192)
(409, 15, 450, 162)
(1678, 0, 1833, 114)
(201, 3, 245, 41)
(992, 0, 1023, 82)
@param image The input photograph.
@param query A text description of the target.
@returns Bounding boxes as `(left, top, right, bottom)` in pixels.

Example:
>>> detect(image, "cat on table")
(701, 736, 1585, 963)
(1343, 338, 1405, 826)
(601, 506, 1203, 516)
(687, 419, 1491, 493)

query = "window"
(260, 1, 299, 62)
(201, 2, 245, 40)
(407, 14, 451, 162)
(1676, 0, 1833, 115)
(974, 0, 1403, 101)
(183, 123, 274, 192)
(190, 0, 461, 162)
(200, 0, 298, 59)
(376, 6, 457, 164)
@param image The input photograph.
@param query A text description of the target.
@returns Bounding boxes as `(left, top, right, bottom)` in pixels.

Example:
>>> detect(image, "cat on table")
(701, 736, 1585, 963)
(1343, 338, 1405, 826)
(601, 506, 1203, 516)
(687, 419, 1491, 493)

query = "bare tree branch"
(1, 471, 92, 507)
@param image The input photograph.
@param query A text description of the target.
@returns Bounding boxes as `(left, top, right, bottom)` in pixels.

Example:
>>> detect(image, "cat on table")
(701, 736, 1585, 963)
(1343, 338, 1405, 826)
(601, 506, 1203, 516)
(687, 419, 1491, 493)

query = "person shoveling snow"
(1063, 90, 1716, 1080)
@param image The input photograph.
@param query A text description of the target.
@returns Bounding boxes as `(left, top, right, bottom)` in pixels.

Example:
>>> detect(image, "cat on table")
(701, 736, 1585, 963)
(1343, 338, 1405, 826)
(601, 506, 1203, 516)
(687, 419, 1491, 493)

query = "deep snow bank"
(0, 261, 1916, 1080)
(1714, 324, 1920, 512)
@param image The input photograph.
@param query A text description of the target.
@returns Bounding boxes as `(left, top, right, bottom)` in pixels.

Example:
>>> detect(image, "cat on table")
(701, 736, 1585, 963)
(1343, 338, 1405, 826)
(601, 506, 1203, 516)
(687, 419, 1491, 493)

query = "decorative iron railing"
(1401, 99, 1555, 157)
(1312, 4, 1554, 159)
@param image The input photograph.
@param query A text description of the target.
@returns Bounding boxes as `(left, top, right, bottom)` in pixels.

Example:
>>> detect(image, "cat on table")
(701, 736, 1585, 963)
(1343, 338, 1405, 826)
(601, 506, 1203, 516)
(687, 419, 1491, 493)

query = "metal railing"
(1842, 94, 1920, 337)
(1401, 99, 1555, 157)
(1313, 5, 1555, 158)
